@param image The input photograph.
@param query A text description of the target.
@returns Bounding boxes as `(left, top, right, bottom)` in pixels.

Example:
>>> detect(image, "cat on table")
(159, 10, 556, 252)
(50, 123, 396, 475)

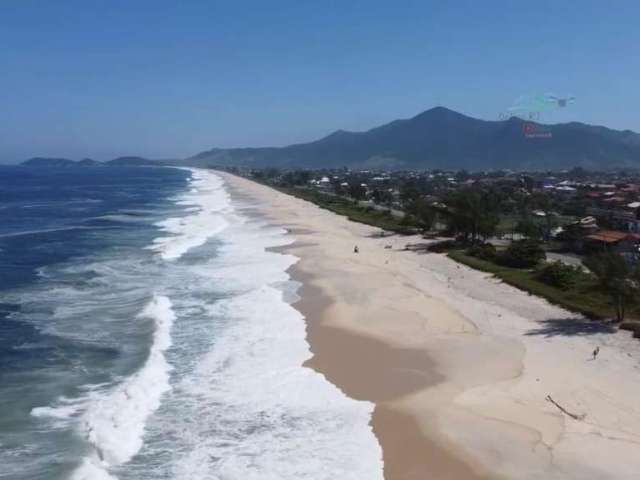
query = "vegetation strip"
(275, 186, 418, 233)
(447, 250, 639, 321)
(247, 172, 640, 327)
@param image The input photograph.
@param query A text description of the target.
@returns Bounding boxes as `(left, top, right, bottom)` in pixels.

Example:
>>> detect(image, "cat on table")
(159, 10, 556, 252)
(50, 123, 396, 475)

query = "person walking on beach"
(354, 245, 359, 253)
(592, 346, 600, 360)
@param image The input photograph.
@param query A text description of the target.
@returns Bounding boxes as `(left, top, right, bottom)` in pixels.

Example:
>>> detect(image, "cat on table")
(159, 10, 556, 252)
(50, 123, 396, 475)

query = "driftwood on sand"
(546, 395, 586, 421)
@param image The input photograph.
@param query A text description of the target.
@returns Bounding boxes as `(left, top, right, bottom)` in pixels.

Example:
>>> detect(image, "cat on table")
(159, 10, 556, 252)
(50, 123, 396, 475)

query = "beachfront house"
(584, 230, 640, 258)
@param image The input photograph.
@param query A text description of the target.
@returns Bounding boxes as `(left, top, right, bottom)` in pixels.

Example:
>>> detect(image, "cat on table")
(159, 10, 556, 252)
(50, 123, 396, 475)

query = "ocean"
(0, 166, 383, 480)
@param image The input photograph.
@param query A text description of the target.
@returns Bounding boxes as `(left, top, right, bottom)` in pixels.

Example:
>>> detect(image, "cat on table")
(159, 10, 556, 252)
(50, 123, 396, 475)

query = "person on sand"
(592, 346, 600, 360)
(354, 245, 359, 253)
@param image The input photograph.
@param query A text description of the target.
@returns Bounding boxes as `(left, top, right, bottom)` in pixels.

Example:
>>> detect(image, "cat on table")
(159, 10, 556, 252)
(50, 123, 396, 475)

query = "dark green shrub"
(499, 239, 546, 268)
(400, 213, 415, 226)
(466, 243, 497, 261)
(427, 239, 459, 253)
(536, 261, 582, 290)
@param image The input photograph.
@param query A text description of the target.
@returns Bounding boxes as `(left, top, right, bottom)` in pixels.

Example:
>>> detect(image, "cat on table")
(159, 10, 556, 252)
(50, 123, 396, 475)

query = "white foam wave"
(161, 188, 384, 479)
(32, 401, 86, 420)
(70, 295, 175, 479)
(20, 169, 382, 479)
(172, 287, 383, 479)
(147, 169, 231, 261)
(30, 396, 90, 431)
(90, 214, 147, 224)
(73, 459, 118, 480)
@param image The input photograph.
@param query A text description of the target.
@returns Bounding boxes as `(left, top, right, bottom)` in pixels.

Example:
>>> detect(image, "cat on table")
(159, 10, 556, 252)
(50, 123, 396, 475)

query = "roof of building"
(586, 230, 640, 243)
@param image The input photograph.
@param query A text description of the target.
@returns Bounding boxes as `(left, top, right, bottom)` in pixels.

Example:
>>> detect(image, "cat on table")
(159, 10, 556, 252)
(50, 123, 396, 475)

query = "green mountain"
(187, 107, 640, 170)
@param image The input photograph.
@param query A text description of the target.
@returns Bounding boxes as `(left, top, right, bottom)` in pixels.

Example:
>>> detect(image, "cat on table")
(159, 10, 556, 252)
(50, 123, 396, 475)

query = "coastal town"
(225, 165, 640, 336)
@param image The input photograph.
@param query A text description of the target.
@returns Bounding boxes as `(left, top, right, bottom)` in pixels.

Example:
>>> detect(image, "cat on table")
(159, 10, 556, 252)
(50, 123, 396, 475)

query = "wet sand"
(294, 270, 486, 479)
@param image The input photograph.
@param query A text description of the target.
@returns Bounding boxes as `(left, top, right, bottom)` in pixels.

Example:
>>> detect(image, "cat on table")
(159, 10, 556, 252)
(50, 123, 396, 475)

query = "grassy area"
(276, 186, 416, 233)
(447, 250, 639, 320)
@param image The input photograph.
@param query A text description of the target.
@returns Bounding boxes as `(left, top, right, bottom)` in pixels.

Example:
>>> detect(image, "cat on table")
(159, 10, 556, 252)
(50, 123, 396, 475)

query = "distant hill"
(21, 157, 81, 167)
(105, 156, 159, 166)
(21, 156, 160, 167)
(187, 107, 640, 170)
(78, 158, 100, 166)
(20, 108, 640, 171)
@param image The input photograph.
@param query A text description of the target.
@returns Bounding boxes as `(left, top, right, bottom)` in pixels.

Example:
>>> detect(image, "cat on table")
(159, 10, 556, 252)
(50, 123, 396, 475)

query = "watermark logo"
(499, 93, 576, 121)
(498, 92, 574, 138)
(523, 122, 552, 139)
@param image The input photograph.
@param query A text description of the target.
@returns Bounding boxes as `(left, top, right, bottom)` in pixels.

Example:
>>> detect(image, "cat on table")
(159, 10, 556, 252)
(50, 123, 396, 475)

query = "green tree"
(536, 261, 583, 290)
(413, 198, 437, 231)
(445, 189, 500, 243)
(371, 188, 393, 205)
(530, 192, 557, 241)
(584, 253, 639, 322)
(399, 180, 420, 207)
(281, 170, 311, 187)
(348, 182, 367, 200)
(515, 216, 542, 240)
(264, 168, 281, 180)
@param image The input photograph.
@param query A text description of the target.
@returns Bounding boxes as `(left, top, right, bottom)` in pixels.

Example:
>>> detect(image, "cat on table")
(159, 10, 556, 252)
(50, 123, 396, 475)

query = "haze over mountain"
(187, 107, 640, 171)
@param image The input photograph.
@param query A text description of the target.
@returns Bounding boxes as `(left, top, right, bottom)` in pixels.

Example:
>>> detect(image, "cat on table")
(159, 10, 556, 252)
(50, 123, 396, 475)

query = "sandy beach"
(221, 172, 640, 480)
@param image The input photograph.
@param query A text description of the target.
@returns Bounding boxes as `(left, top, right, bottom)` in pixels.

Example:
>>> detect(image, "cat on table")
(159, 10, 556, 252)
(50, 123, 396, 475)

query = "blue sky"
(1, 0, 639, 163)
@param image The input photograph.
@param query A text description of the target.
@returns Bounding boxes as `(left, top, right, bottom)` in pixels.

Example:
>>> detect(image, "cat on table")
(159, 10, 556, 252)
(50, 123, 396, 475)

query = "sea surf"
(0, 166, 383, 480)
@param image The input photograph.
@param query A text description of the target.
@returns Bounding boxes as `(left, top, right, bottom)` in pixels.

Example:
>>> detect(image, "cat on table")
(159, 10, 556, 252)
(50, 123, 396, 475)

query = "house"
(584, 230, 640, 255)
(579, 216, 598, 232)
(556, 216, 598, 251)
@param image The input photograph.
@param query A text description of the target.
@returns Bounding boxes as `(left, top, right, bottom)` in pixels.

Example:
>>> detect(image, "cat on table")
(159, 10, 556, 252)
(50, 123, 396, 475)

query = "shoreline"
(221, 171, 640, 480)
(291, 265, 488, 479)
(225, 173, 490, 478)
